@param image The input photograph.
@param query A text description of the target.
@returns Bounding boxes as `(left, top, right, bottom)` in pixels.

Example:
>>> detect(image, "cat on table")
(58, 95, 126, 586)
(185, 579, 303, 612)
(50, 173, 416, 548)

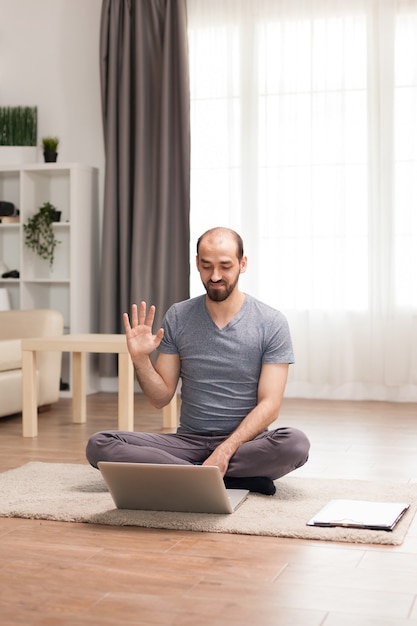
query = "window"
(188, 0, 417, 400)
(394, 10, 417, 307)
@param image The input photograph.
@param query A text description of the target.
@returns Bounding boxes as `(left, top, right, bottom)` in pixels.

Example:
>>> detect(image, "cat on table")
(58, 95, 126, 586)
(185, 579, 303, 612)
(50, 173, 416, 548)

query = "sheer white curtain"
(187, 0, 417, 401)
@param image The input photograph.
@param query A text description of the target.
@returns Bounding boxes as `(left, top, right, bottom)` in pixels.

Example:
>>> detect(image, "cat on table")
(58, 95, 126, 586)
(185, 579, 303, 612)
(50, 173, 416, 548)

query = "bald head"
(196, 227, 244, 261)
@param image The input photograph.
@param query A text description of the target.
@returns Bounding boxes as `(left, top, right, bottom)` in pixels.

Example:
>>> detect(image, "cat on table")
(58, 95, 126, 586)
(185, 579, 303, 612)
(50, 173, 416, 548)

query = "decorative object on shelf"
(23, 201, 61, 267)
(41, 136, 59, 162)
(0, 216, 19, 224)
(0, 201, 18, 217)
(1, 269, 19, 279)
(0, 106, 37, 146)
(0, 201, 19, 223)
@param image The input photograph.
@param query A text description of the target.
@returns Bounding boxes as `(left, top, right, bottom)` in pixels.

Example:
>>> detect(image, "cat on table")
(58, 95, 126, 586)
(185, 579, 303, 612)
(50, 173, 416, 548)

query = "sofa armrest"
(0, 309, 64, 407)
(0, 339, 22, 372)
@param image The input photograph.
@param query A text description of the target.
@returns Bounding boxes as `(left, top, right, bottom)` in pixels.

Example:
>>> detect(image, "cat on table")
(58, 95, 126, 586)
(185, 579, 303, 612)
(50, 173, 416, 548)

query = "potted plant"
(23, 202, 61, 267)
(41, 136, 59, 162)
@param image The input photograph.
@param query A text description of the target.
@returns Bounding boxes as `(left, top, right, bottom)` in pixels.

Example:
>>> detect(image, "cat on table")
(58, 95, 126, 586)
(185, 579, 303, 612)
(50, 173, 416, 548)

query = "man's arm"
(202, 362, 289, 475)
(123, 302, 180, 409)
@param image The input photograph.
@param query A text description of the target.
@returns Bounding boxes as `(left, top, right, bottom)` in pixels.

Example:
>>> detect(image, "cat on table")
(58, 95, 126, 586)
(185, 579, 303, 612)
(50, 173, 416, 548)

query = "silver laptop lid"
(98, 462, 249, 514)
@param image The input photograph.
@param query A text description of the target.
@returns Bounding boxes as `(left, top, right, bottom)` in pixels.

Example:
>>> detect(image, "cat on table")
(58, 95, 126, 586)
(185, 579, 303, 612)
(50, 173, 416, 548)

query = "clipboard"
(307, 499, 410, 531)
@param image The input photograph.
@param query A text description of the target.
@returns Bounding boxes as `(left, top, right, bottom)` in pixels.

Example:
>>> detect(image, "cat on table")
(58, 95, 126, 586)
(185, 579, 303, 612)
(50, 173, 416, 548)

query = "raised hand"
(123, 302, 164, 360)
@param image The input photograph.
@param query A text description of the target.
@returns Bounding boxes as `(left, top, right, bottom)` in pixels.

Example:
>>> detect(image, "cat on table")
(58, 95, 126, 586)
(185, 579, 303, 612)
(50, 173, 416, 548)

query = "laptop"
(307, 499, 410, 531)
(98, 462, 249, 514)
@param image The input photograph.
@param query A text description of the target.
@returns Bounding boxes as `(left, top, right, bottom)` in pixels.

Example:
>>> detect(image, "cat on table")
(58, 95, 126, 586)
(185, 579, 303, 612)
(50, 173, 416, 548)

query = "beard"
(203, 274, 240, 302)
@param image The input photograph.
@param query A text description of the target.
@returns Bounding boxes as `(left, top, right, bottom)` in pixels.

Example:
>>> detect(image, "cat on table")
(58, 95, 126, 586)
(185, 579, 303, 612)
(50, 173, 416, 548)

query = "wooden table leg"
(72, 351, 86, 423)
(117, 352, 134, 431)
(22, 349, 38, 437)
(162, 396, 178, 429)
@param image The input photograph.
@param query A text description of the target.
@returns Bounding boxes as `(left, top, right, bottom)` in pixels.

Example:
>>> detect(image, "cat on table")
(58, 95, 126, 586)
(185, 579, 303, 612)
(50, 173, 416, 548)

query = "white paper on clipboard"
(307, 499, 410, 531)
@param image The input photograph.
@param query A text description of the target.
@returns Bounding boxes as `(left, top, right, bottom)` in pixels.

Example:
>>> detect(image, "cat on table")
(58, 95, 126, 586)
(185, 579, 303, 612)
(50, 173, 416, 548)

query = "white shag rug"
(1, 462, 416, 545)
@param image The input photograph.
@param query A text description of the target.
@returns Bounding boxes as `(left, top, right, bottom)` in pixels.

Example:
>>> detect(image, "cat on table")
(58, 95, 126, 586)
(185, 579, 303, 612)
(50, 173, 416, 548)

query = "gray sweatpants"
(86, 427, 310, 480)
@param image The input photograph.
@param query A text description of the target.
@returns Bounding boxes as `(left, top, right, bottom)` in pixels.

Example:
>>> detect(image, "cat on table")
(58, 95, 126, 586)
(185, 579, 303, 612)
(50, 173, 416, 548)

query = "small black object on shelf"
(0, 201, 18, 217)
(1, 269, 19, 279)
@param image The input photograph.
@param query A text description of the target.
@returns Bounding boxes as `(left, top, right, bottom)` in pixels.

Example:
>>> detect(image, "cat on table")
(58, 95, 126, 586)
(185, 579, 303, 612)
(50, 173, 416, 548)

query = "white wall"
(0, 0, 104, 187)
(1, 0, 117, 388)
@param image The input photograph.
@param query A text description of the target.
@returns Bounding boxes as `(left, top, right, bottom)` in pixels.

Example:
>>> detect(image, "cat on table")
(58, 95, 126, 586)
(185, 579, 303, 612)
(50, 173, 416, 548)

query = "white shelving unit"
(0, 162, 99, 393)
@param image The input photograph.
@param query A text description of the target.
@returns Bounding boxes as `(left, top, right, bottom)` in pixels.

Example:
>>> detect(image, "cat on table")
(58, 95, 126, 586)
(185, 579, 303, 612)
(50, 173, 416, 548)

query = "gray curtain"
(99, 0, 190, 376)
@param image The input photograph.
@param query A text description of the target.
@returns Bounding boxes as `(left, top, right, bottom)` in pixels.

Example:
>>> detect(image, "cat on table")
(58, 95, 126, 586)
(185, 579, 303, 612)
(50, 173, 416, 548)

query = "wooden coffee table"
(21, 333, 177, 437)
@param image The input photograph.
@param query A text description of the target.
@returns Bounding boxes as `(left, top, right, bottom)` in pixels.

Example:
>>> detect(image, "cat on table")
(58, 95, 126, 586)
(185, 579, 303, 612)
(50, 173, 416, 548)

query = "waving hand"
(123, 302, 164, 360)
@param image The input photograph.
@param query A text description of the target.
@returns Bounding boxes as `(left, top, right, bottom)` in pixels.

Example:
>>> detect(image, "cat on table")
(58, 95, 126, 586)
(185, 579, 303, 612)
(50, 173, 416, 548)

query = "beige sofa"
(0, 309, 64, 418)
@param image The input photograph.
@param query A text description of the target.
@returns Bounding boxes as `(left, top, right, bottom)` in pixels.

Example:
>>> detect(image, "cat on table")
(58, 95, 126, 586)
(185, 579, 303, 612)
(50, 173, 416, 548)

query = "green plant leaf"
(23, 202, 61, 267)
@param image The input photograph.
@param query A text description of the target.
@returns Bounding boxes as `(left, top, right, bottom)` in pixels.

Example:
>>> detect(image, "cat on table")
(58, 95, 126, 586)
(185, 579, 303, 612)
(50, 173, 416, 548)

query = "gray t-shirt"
(157, 294, 294, 434)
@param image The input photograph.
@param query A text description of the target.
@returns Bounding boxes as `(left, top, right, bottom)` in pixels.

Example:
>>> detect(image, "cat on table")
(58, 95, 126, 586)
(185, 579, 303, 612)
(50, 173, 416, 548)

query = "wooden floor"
(1, 394, 417, 626)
